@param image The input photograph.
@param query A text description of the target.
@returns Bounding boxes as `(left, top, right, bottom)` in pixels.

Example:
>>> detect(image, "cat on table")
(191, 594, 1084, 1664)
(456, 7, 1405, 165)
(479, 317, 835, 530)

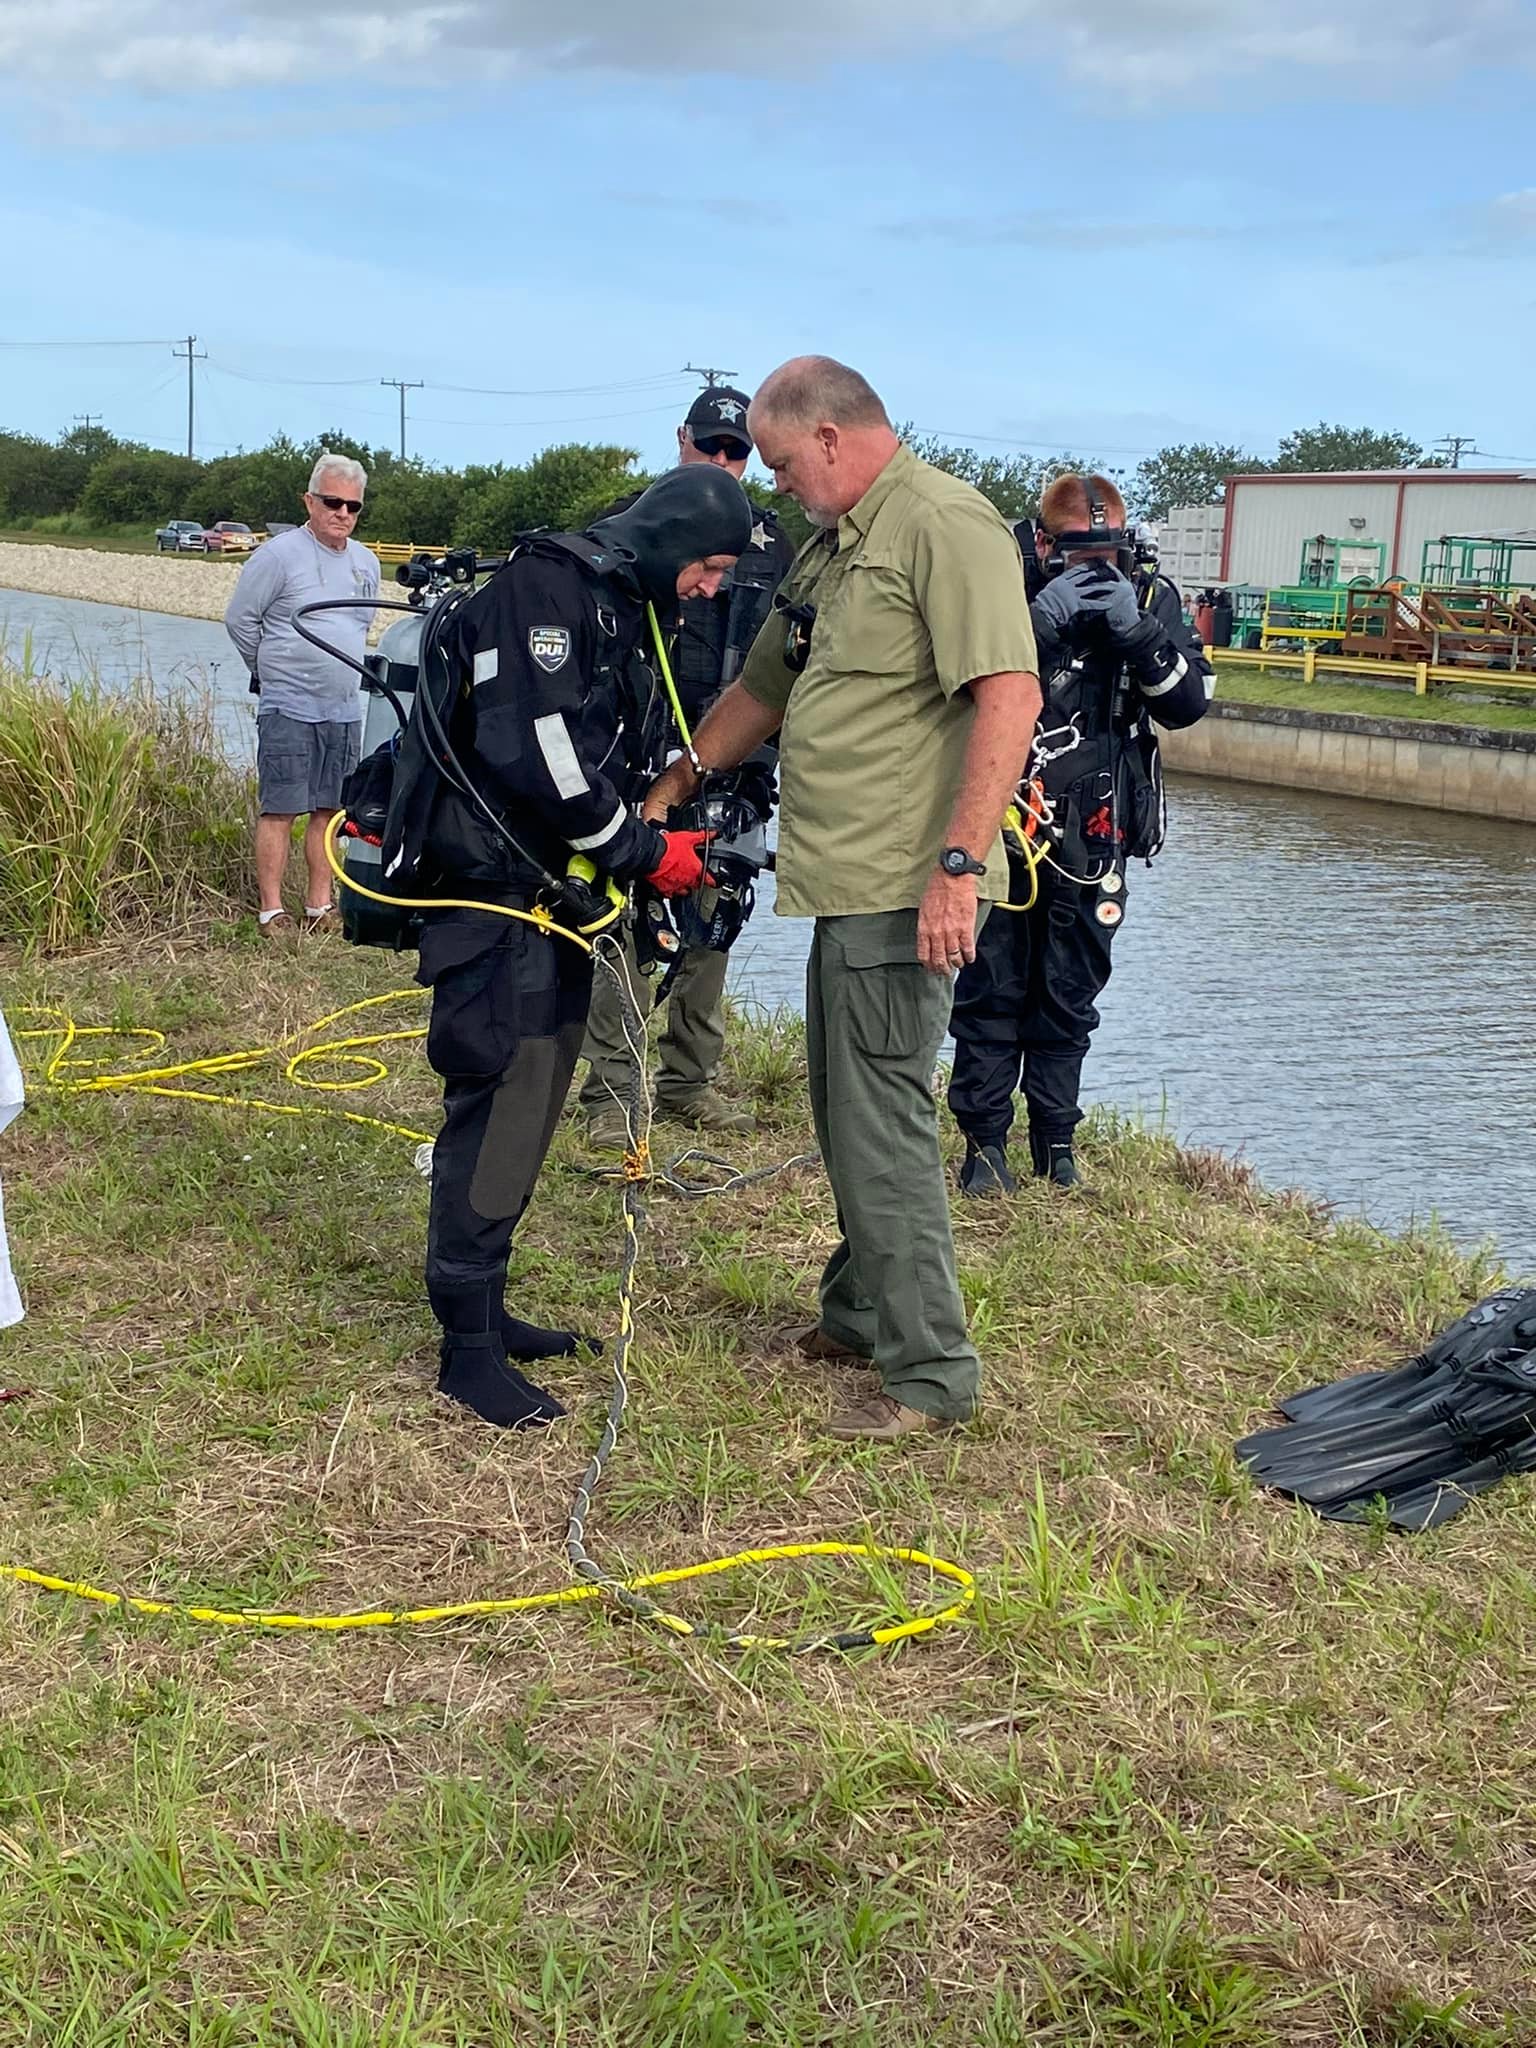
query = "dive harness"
(298, 548, 767, 969)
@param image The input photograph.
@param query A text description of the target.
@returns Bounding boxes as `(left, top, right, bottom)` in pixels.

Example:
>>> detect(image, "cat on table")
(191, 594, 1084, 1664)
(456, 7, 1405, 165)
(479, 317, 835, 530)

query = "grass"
(0, 926, 1532, 2044)
(1212, 662, 1536, 732)
(0, 656, 252, 948)
(0, 519, 169, 556)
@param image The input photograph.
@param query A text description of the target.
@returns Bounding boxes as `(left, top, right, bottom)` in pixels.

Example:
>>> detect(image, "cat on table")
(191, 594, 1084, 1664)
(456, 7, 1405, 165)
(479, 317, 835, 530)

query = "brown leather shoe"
(779, 1322, 870, 1364)
(827, 1393, 958, 1442)
(585, 1103, 634, 1152)
(302, 905, 341, 935)
(659, 1089, 756, 1135)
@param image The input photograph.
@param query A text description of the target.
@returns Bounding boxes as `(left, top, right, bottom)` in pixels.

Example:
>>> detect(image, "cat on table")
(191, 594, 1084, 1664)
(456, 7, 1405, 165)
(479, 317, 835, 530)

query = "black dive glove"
(1033, 559, 1141, 638)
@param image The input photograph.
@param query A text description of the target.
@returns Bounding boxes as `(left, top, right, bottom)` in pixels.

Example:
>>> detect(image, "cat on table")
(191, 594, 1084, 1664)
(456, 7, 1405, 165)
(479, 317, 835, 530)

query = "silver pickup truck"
(154, 520, 206, 553)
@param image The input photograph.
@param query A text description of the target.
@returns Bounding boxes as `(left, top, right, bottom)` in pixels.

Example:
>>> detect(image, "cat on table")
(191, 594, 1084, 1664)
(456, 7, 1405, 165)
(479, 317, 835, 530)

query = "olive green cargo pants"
(806, 908, 982, 1422)
(577, 926, 729, 1117)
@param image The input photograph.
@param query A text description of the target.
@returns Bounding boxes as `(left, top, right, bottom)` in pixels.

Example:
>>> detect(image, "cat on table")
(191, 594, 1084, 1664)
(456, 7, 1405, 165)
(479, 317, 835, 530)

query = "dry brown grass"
(0, 929, 1528, 2046)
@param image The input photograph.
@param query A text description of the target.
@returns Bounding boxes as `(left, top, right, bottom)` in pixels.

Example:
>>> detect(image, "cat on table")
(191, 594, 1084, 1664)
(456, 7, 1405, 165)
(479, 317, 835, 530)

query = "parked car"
(155, 520, 206, 553)
(202, 521, 259, 555)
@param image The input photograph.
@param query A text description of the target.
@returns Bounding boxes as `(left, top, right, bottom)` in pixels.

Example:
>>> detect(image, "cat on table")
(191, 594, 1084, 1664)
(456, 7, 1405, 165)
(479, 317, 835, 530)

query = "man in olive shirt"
(645, 356, 1040, 1440)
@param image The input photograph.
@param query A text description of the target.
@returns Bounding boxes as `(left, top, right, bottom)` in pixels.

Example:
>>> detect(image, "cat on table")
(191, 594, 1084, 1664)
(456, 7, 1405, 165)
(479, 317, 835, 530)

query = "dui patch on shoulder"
(528, 625, 571, 673)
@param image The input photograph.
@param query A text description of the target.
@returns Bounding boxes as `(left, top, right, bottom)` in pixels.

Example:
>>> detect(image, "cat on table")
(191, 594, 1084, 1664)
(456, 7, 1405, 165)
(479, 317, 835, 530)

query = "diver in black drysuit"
(383, 466, 753, 1426)
(947, 520, 1212, 1193)
(574, 485, 793, 1138)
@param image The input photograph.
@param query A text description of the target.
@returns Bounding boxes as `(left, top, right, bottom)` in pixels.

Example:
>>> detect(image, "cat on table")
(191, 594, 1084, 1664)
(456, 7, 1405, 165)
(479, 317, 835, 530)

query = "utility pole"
(73, 413, 101, 434)
(380, 378, 424, 461)
(683, 363, 738, 389)
(171, 335, 205, 458)
(1434, 434, 1480, 469)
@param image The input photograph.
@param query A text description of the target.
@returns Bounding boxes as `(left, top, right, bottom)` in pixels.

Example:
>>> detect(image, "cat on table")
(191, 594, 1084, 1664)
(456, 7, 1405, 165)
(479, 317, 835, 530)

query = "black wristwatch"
(939, 846, 987, 878)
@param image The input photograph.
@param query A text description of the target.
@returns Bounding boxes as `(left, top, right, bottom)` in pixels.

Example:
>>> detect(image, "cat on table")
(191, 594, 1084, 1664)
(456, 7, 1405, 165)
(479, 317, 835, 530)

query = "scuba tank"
(338, 611, 423, 948)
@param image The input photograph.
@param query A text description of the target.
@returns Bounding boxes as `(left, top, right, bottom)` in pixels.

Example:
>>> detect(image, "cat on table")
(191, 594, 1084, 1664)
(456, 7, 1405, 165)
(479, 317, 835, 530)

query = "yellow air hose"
(4, 829, 975, 1654)
(992, 804, 1044, 913)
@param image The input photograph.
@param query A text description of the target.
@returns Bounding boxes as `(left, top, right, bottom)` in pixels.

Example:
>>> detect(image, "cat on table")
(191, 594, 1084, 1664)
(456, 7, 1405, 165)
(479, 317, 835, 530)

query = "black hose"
(290, 595, 416, 695)
(294, 567, 603, 921)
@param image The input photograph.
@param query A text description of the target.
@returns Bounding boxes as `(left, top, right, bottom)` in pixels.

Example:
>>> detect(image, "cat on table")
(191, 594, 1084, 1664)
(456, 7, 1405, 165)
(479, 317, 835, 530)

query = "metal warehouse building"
(1219, 470, 1536, 588)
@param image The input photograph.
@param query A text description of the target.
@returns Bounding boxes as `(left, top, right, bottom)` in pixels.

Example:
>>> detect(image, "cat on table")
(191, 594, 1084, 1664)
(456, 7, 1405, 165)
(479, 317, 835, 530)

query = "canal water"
(6, 585, 1534, 1274)
(1, 588, 262, 763)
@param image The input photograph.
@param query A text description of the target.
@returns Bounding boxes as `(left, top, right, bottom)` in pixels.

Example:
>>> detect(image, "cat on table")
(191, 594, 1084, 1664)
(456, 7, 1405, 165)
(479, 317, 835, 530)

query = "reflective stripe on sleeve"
(567, 801, 627, 852)
(1139, 653, 1188, 699)
(534, 712, 590, 798)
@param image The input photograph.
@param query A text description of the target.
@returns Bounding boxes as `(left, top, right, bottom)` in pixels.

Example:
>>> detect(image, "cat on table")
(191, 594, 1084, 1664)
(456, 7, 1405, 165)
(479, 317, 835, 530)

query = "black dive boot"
(1028, 1126, 1083, 1190)
(429, 1280, 566, 1428)
(501, 1313, 602, 1364)
(959, 1136, 1017, 1197)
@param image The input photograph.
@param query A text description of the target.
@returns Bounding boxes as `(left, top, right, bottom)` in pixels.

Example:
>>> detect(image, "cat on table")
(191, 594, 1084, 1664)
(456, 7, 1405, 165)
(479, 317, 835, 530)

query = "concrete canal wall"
(1161, 700, 1536, 825)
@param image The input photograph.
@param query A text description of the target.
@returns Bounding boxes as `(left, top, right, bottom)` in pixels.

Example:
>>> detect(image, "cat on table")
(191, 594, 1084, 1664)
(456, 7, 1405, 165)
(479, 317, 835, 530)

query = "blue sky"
(1, 1, 1533, 477)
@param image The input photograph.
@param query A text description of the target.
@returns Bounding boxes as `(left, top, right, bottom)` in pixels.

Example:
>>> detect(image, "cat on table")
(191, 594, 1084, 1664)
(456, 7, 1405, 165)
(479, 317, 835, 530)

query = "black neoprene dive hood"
(588, 464, 754, 606)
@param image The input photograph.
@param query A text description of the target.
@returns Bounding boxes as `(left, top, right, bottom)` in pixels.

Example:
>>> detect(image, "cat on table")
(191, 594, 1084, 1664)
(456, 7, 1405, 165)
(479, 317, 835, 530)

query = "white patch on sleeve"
(473, 648, 499, 686)
(568, 802, 627, 852)
(534, 712, 590, 799)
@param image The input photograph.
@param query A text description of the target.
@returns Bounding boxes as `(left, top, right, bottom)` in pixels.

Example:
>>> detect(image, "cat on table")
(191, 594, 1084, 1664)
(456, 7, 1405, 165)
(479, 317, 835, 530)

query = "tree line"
(912, 424, 1450, 523)
(0, 417, 1449, 549)
(0, 425, 655, 552)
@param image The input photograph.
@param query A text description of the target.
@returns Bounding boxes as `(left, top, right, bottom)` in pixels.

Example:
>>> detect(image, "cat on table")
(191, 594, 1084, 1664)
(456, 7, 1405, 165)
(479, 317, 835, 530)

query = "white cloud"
(0, 0, 1530, 95)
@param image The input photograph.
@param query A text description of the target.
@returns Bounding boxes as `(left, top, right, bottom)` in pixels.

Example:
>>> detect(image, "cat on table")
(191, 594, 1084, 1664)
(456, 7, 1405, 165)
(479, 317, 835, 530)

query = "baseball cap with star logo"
(684, 386, 754, 453)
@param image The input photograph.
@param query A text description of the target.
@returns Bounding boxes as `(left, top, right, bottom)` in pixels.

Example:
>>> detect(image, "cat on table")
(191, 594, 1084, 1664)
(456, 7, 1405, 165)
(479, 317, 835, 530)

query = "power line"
(410, 401, 686, 431)
(72, 414, 102, 434)
(913, 423, 1164, 458)
(206, 359, 685, 399)
(381, 377, 424, 461)
(201, 369, 401, 427)
(200, 363, 687, 437)
(683, 363, 737, 389)
(1434, 433, 1482, 469)
(196, 372, 243, 467)
(435, 373, 686, 398)
(171, 335, 205, 459)
(206, 361, 380, 389)
(0, 337, 174, 350)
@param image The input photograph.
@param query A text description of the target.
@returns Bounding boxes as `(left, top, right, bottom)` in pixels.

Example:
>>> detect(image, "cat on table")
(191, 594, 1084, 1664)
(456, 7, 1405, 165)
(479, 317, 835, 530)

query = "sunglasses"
(693, 436, 747, 460)
(313, 493, 363, 515)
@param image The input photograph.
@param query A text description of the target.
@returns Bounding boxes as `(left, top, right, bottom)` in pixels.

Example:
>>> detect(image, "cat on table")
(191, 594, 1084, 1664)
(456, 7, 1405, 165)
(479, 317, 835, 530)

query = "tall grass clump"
(0, 662, 252, 949)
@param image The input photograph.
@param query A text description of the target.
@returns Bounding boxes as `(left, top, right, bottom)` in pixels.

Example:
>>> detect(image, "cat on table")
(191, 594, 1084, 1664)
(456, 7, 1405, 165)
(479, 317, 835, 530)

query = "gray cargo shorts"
(256, 711, 361, 817)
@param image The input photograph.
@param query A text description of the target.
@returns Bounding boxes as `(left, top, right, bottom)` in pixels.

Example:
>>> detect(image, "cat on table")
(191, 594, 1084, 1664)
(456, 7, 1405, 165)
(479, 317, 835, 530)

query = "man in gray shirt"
(226, 451, 380, 935)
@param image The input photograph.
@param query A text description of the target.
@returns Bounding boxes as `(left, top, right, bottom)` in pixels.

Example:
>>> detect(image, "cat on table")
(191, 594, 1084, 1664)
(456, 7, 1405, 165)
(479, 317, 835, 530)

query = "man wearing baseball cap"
(579, 387, 795, 1148)
(682, 386, 755, 459)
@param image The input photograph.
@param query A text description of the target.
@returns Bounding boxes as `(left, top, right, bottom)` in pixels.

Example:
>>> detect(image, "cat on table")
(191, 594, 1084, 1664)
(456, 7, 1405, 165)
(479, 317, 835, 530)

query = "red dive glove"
(644, 829, 715, 897)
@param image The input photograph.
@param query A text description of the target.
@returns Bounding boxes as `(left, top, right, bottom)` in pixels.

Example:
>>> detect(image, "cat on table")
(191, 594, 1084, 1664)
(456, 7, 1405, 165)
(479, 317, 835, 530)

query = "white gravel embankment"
(0, 543, 243, 622)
